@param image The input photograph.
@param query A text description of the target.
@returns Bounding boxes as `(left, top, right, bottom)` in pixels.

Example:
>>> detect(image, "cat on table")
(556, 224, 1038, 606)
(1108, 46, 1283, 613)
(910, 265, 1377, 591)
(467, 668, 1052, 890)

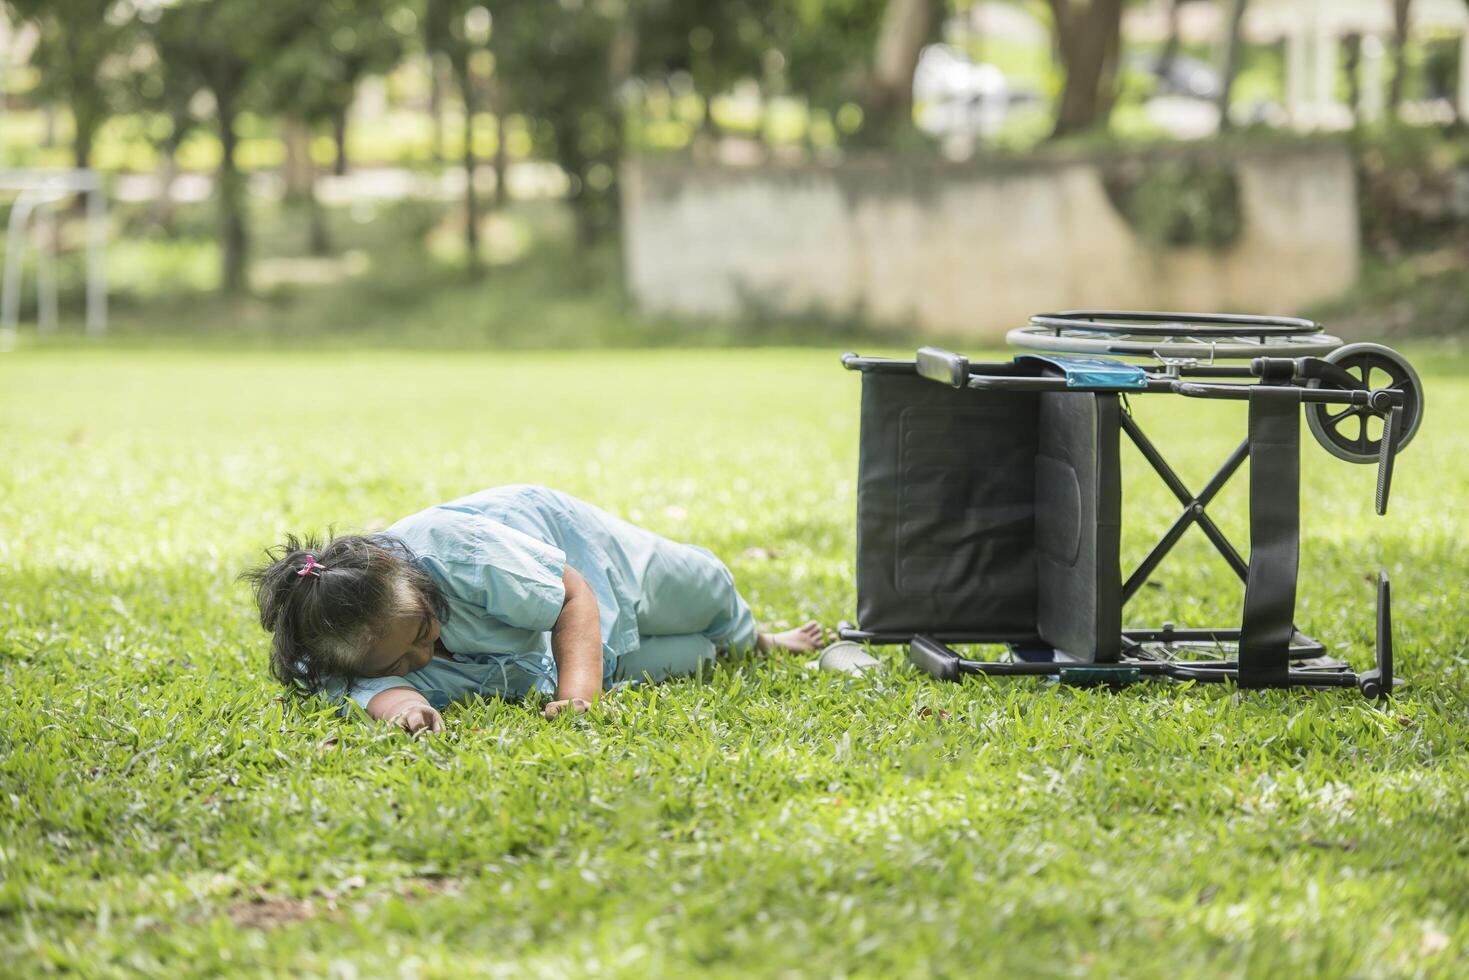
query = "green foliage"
(633, 0, 769, 100)
(630, 0, 889, 116)
(1352, 124, 1469, 259)
(1307, 251, 1469, 341)
(1412, 30, 1462, 104)
(491, 0, 629, 243)
(140, 0, 321, 290)
(2, 339, 1469, 974)
(265, 0, 411, 128)
(144, 1, 311, 114)
(766, 0, 889, 114)
(1102, 155, 1243, 251)
(2, 0, 134, 167)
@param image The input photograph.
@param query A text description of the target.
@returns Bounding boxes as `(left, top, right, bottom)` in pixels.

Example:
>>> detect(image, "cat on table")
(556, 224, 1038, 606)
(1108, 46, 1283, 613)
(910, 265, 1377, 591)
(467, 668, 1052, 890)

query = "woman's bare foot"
(757, 621, 825, 653)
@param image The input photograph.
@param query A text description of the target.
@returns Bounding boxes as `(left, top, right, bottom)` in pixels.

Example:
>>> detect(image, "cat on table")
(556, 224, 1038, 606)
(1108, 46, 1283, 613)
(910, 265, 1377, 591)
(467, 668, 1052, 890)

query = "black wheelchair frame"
(838, 311, 1419, 699)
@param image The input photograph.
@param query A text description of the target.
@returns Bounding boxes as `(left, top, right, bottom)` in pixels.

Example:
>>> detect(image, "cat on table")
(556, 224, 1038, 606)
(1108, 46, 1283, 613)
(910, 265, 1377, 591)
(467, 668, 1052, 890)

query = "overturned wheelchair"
(839, 311, 1424, 699)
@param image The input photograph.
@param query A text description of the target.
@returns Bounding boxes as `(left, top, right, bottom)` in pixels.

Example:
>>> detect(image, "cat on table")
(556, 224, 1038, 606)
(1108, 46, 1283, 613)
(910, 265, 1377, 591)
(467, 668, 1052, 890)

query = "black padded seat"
(853, 369, 1122, 660)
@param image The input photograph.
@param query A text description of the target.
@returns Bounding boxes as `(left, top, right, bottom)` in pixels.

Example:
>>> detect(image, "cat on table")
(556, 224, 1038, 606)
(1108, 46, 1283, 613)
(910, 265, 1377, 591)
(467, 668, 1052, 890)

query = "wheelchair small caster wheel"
(1306, 343, 1424, 464)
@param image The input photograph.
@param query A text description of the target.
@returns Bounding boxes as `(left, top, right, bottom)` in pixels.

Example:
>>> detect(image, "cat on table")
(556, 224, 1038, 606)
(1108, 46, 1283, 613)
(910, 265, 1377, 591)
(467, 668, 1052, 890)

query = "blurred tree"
(1214, 0, 1248, 133)
(1423, 34, 1458, 111)
(423, 0, 495, 273)
(769, 0, 917, 145)
(120, 21, 199, 234)
(146, 0, 312, 292)
(1156, 0, 1183, 78)
(1342, 31, 1363, 125)
(634, 0, 932, 151)
(494, 0, 629, 248)
(1156, 0, 1210, 78)
(1457, 0, 1469, 120)
(264, 0, 410, 254)
(858, 0, 942, 145)
(1388, 0, 1412, 117)
(421, 0, 454, 183)
(427, 51, 448, 165)
(1047, 0, 1125, 138)
(633, 0, 770, 147)
(4, 0, 133, 170)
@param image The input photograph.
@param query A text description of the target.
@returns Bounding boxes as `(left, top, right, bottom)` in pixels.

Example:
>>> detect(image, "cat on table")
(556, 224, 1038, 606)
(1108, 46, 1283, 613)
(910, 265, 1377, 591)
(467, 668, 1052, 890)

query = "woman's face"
(360, 611, 441, 677)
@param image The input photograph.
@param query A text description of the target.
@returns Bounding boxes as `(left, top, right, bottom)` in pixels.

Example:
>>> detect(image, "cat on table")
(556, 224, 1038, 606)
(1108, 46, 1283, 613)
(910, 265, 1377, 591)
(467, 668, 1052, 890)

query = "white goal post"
(0, 168, 107, 352)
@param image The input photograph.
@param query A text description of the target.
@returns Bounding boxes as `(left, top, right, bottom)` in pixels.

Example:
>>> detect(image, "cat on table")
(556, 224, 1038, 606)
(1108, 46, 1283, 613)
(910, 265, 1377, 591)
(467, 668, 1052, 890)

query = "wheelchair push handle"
(916, 346, 970, 388)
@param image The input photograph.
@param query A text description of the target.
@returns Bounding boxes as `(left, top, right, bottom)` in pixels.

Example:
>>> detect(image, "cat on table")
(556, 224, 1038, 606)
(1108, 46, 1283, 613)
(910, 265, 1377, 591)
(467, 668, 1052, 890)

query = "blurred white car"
(1140, 52, 1221, 100)
(913, 44, 1026, 141)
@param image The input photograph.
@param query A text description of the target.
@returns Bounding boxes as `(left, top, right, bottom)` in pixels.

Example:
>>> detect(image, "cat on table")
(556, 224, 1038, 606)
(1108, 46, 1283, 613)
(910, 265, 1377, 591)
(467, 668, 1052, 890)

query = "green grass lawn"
(3, 345, 1468, 977)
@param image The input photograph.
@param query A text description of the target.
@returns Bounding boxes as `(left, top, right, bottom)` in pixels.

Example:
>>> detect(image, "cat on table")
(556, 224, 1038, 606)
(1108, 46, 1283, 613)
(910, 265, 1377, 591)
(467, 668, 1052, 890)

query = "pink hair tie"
(297, 555, 326, 578)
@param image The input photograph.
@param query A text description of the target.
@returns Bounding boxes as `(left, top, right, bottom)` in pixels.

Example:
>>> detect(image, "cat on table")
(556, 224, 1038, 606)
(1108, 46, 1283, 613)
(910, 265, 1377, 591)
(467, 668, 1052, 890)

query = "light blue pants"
(612, 542, 757, 686)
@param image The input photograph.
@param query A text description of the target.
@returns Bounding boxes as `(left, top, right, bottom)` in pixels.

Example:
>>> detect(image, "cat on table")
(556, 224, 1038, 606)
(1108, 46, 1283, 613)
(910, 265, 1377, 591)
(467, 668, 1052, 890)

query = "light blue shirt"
(335, 486, 662, 712)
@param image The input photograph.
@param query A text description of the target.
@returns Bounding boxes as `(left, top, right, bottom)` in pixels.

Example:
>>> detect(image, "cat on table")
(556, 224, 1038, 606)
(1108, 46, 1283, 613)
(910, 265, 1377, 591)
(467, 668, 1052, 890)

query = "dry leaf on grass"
(229, 896, 314, 930)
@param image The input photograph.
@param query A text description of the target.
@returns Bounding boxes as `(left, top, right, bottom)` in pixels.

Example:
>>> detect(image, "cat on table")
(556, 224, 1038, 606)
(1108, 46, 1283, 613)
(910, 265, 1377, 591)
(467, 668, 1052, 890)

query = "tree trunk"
(282, 118, 313, 197)
(1157, 0, 1182, 77)
(306, 175, 330, 257)
(859, 0, 939, 144)
(451, 53, 480, 275)
(1389, 0, 1413, 117)
(332, 108, 349, 176)
(492, 81, 509, 210)
(282, 117, 330, 256)
(1462, 1, 1469, 123)
(596, 102, 626, 243)
(214, 89, 249, 293)
(692, 96, 722, 161)
(72, 124, 94, 172)
(70, 104, 102, 213)
(152, 135, 182, 235)
(1049, 0, 1125, 138)
(1342, 33, 1363, 126)
(1095, 6, 1124, 121)
(1215, 0, 1249, 132)
(555, 120, 594, 250)
(429, 54, 444, 166)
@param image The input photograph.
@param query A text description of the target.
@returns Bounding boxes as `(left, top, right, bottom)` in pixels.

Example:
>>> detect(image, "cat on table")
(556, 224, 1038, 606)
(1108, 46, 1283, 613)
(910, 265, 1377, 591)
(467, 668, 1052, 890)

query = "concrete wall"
(621, 146, 1360, 339)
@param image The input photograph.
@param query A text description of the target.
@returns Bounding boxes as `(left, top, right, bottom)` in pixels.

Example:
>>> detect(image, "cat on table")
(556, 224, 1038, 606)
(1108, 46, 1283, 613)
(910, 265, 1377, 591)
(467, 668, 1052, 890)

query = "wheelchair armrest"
(916, 347, 969, 388)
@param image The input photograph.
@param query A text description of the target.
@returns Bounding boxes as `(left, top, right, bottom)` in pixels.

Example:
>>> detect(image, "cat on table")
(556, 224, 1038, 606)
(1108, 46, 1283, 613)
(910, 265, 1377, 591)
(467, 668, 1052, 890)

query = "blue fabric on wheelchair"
(1016, 355, 1147, 390)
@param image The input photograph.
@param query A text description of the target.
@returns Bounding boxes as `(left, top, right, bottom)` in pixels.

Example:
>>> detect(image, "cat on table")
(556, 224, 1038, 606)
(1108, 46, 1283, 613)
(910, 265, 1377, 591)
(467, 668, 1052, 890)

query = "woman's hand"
(393, 703, 444, 734)
(544, 697, 592, 720)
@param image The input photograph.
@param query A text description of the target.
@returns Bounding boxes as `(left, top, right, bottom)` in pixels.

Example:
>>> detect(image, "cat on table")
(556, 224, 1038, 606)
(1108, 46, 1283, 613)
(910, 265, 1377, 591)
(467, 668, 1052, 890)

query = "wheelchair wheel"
(1009, 310, 1343, 359)
(1306, 343, 1425, 464)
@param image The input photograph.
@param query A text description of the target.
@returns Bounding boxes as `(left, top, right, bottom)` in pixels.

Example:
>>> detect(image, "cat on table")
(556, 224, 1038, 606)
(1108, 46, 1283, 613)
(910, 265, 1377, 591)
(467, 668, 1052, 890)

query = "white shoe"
(814, 641, 881, 676)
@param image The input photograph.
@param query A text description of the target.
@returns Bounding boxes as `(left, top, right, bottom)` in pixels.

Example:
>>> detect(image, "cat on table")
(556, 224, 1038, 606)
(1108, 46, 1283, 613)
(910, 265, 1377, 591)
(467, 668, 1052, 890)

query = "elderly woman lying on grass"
(245, 485, 824, 733)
